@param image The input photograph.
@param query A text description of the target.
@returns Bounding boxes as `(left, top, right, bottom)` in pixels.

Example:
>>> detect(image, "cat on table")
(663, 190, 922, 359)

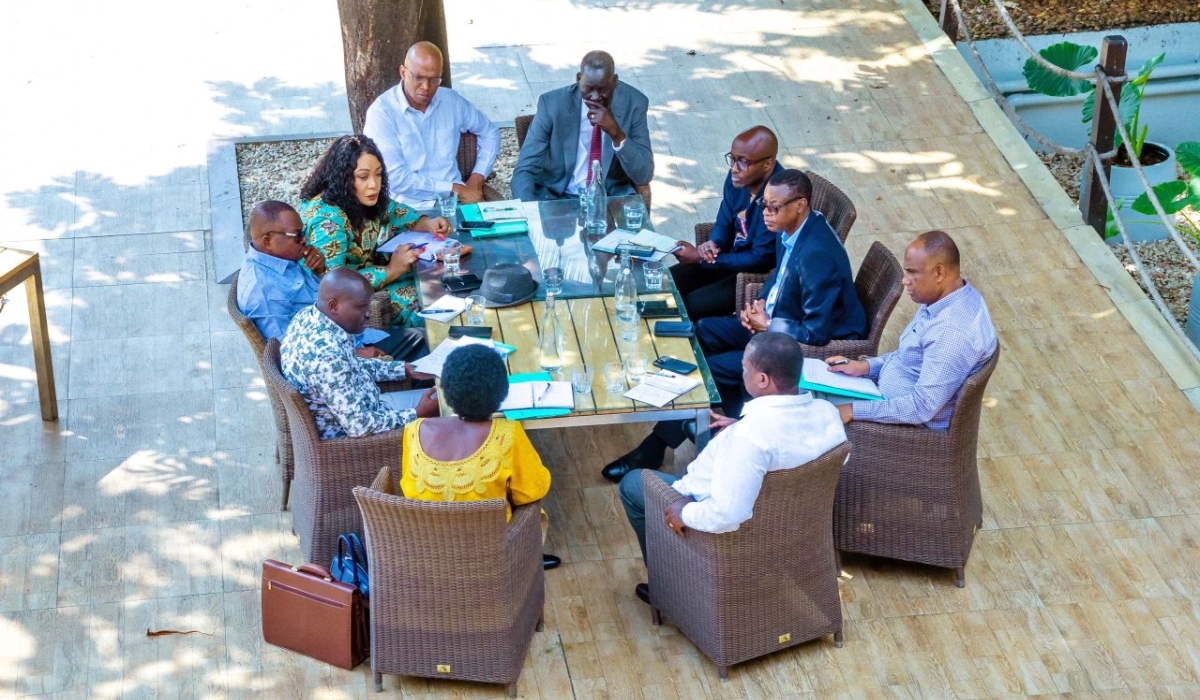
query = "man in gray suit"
(511, 50, 654, 201)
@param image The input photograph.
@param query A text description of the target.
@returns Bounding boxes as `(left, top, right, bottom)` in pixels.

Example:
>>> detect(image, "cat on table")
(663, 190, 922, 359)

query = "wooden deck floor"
(5, 0, 1200, 697)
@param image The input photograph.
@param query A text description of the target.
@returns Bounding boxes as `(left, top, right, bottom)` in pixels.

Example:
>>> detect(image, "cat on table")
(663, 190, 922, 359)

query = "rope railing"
(983, 0, 1129, 85)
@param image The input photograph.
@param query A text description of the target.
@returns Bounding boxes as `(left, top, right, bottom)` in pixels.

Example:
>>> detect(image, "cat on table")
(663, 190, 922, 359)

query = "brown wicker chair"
(696, 170, 857, 305)
(739, 241, 903, 360)
(353, 468, 544, 697)
(834, 347, 1000, 588)
(514, 113, 652, 213)
(261, 338, 406, 566)
(226, 272, 295, 510)
(455, 132, 503, 202)
(643, 441, 853, 680)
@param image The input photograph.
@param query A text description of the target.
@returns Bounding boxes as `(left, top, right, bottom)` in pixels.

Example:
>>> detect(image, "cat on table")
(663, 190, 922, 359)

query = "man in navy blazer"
(601, 169, 867, 483)
(511, 50, 653, 201)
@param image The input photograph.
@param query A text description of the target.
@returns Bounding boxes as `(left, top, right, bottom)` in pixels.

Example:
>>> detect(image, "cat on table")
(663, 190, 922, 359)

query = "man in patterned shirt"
(825, 230, 997, 428)
(282, 268, 439, 439)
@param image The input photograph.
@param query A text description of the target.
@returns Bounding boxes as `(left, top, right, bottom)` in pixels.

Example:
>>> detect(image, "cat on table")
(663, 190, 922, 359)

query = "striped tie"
(585, 125, 602, 185)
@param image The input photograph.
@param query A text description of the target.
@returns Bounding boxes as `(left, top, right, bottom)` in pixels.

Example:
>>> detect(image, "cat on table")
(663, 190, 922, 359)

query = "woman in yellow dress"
(400, 344, 561, 569)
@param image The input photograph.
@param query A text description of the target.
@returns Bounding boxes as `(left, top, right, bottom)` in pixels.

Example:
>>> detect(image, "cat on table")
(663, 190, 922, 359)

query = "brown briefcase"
(261, 559, 369, 670)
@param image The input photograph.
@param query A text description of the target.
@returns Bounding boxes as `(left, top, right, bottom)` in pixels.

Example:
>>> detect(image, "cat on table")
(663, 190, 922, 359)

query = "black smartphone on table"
(638, 300, 679, 319)
(443, 273, 483, 294)
(448, 326, 493, 339)
(458, 220, 496, 230)
(653, 356, 698, 375)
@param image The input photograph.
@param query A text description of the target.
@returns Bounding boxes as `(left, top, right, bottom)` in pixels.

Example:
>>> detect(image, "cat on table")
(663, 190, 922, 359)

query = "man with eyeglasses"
(601, 170, 866, 483)
(363, 41, 500, 208)
(669, 126, 782, 320)
(237, 200, 427, 361)
(511, 50, 653, 201)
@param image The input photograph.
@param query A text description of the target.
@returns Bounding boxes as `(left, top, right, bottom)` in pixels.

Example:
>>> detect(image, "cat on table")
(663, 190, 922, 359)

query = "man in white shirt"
(618, 332, 847, 604)
(363, 41, 500, 208)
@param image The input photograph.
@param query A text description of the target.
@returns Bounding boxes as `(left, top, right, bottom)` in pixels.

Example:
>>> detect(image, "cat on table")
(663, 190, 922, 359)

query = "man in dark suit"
(511, 50, 653, 201)
(601, 169, 867, 483)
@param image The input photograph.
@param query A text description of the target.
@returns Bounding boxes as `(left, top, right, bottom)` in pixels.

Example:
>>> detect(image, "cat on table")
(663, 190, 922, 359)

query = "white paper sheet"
(415, 294, 468, 322)
(498, 381, 575, 411)
(624, 370, 701, 407)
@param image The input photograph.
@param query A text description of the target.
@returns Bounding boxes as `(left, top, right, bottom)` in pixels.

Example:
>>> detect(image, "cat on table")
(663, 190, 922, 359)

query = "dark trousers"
(669, 263, 740, 320)
(371, 327, 429, 363)
(619, 469, 681, 561)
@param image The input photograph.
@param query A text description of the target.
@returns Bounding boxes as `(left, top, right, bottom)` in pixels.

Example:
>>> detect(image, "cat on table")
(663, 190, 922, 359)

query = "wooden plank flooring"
(5, 0, 1200, 697)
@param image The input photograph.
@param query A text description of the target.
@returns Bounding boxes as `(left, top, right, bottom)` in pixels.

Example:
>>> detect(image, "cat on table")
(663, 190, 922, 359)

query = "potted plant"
(1023, 42, 1175, 240)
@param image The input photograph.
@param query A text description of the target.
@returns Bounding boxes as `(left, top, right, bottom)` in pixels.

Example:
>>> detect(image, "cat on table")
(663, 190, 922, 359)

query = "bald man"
(281, 268, 439, 440)
(363, 41, 500, 208)
(512, 50, 653, 201)
(669, 126, 783, 320)
(826, 230, 997, 429)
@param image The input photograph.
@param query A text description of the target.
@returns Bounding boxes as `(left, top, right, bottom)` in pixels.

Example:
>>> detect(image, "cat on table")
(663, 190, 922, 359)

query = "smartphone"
(638, 300, 678, 319)
(443, 273, 483, 294)
(653, 356, 698, 375)
(448, 326, 493, 339)
(620, 244, 657, 258)
(458, 220, 496, 230)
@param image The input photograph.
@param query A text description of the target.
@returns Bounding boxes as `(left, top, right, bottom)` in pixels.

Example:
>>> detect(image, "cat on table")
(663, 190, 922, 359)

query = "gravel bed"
(919, 0, 1200, 41)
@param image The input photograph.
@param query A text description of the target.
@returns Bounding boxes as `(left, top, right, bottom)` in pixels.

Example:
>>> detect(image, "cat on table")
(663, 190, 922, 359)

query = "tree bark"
(336, 0, 450, 134)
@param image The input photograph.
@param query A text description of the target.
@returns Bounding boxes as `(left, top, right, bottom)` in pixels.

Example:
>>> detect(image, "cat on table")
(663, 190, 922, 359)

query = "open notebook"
(798, 358, 883, 401)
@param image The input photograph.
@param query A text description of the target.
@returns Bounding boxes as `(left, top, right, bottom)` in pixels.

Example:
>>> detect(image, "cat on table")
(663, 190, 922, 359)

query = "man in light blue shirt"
(236, 201, 426, 361)
(826, 230, 997, 429)
(363, 41, 500, 208)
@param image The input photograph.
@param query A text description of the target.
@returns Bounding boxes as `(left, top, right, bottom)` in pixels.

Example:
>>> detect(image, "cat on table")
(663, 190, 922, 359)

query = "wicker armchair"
(455, 132, 503, 202)
(261, 339, 406, 566)
(834, 347, 1000, 587)
(514, 113, 652, 213)
(696, 170, 857, 307)
(226, 272, 295, 510)
(741, 241, 903, 360)
(353, 468, 544, 697)
(643, 441, 852, 680)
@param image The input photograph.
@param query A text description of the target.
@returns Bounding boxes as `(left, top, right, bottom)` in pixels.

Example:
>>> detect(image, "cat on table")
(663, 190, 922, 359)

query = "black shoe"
(601, 456, 657, 483)
(542, 554, 561, 570)
(634, 582, 650, 604)
(682, 419, 697, 443)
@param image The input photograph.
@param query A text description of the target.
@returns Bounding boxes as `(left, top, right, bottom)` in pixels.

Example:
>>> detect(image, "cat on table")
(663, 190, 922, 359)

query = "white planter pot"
(1107, 142, 1178, 242)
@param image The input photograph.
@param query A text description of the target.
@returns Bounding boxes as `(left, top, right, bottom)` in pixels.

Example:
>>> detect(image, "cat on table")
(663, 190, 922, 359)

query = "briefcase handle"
(292, 563, 335, 582)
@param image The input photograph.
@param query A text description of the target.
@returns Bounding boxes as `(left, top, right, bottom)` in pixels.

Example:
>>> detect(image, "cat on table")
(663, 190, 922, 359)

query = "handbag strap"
(346, 532, 368, 572)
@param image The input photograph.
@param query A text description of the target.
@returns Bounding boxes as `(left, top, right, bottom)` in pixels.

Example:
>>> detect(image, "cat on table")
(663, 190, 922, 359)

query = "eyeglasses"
(724, 153, 772, 171)
(762, 196, 804, 215)
(403, 65, 443, 87)
(268, 230, 304, 240)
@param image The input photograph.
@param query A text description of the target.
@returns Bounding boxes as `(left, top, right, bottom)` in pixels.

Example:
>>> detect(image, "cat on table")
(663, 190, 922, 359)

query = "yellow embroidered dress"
(299, 196, 424, 327)
(400, 419, 551, 521)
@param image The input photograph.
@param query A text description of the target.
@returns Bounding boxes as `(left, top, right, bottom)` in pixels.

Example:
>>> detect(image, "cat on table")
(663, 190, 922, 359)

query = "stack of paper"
(410, 336, 515, 377)
(416, 294, 468, 322)
(624, 370, 702, 407)
(798, 358, 884, 400)
(461, 202, 530, 236)
(499, 381, 574, 411)
(376, 231, 446, 260)
(590, 229, 681, 261)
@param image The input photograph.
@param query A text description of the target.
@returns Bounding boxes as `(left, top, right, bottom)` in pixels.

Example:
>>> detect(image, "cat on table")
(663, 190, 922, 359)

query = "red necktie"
(586, 125, 602, 185)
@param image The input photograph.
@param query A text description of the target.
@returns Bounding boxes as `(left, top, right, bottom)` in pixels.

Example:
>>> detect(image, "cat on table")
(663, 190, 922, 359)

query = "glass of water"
(623, 201, 645, 231)
(624, 352, 649, 384)
(438, 192, 458, 219)
(643, 261, 664, 291)
(604, 361, 625, 393)
(571, 365, 594, 395)
(442, 239, 462, 273)
(466, 294, 486, 325)
(543, 267, 563, 295)
(618, 314, 639, 342)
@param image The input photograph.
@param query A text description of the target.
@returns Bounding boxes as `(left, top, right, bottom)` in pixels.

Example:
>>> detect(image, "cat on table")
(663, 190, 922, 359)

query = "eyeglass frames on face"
(762, 196, 804, 215)
(268, 230, 304, 240)
(724, 153, 771, 171)
(404, 65, 442, 87)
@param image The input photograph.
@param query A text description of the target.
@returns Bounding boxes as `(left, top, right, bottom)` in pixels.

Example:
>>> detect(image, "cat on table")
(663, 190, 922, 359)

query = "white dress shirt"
(567, 99, 625, 196)
(672, 392, 847, 533)
(363, 85, 500, 208)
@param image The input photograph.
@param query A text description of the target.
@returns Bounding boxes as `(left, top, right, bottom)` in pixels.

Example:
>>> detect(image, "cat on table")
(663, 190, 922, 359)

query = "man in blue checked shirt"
(825, 230, 997, 428)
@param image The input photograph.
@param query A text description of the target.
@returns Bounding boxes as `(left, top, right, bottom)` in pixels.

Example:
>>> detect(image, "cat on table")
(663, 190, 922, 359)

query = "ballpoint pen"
(535, 381, 553, 406)
(828, 359, 851, 366)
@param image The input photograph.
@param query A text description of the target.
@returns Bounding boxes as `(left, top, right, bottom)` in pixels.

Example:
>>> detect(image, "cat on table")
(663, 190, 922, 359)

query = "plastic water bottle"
(539, 293, 564, 372)
(614, 249, 639, 322)
(585, 160, 607, 235)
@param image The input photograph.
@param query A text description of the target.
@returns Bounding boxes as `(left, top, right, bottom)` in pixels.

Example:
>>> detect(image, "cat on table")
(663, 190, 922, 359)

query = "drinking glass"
(624, 352, 649, 384)
(543, 267, 564, 295)
(571, 366, 594, 395)
(604, 361, 625, 393)
(442, 239, 462, 273)
(643, 261, 664, 291)
(623, 201, 645, 231)
(618, 314, 639, 342)
(438, 192, 458, 218)
(466, 294, 487, 325)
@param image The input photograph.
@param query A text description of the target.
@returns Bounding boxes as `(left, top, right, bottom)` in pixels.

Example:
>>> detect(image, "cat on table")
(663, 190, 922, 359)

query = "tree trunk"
(336, 0, 450, 134)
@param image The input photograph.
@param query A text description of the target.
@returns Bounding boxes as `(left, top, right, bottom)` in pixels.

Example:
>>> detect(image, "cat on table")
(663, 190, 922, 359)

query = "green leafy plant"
(1130, 141, 1200, 242)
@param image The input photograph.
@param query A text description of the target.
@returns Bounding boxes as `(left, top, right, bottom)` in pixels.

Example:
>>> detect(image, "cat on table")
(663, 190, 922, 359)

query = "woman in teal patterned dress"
(299, 135, 451, 328)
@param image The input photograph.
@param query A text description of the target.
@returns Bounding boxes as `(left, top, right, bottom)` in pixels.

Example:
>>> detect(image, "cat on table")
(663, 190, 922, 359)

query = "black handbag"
(330, 532, 369, 597)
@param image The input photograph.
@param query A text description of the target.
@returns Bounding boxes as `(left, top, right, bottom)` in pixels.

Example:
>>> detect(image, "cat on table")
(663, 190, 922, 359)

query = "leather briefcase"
(261, 559, 369, 670)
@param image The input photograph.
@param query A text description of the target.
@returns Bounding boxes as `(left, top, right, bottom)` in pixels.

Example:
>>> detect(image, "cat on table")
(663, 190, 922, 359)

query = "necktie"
(586, 125, 602, 185)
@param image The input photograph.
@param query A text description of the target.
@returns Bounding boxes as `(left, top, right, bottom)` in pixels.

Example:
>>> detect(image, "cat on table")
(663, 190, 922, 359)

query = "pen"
(407, 242, 429, 250)
(535, 382, 552, 406)
(484, 206, 518, 213)
(829, 359, 850, 366)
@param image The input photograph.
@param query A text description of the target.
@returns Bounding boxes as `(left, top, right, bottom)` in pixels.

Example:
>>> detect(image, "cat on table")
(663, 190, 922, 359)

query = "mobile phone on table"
(653, 356, 698, 375)
(619, 244, 657, 258)
(458, 220, 496, 229)
(448, 326, 492, 339)
(638, 300, 678, 319)
(442, 273, 483, 294)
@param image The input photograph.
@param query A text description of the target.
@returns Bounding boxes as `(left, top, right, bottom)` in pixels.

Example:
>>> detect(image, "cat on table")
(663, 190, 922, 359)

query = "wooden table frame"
(0, 247, 57, 421)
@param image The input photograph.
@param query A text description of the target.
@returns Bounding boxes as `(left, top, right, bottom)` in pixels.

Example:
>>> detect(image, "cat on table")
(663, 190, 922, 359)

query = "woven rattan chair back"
(353, 476, 544, 697)
(455, 132, 503, 202)
(834, 346, 1000, 587)
(226, 272, 294, 509)
(807, 170, 855, 243)
(644, 441, 852, 679)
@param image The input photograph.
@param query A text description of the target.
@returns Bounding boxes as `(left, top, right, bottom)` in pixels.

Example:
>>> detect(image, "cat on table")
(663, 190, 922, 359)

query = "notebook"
(460, 203, 529, 237)
(501, 372, 575, 421)
(624, 370, 702, 408)
(798, 358, 884, 401)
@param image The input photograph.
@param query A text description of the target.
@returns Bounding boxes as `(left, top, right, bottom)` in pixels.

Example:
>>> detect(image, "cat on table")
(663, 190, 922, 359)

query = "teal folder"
(460, 204, 529, 237)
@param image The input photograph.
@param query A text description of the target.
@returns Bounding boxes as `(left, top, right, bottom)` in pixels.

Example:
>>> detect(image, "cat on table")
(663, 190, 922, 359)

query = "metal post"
(1080, 35, 1127, 236)
(938, 0, 960, 43)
